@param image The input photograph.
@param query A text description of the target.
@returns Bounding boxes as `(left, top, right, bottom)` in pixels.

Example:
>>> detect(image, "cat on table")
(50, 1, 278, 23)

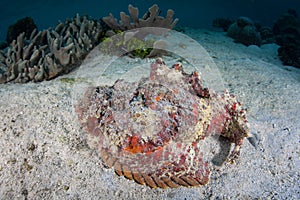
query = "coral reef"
(76, 58, 252, 189)
(227, 17, 261, 46)
(6, 17, 38, 44)
(0, 14, 105, 83)
(101, 4, 177, 58)
(0, 42, 7, 50)
(273, 9, 300, 68)
(212, 18, 235, 31)
(0, 4, 179, 83)
(102, 4, 178, 32)
(257, 26, 274, 44)
(100, 30, 167, 58)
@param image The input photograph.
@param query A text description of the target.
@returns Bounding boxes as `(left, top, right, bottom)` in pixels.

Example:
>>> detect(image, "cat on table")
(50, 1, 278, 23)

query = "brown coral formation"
(0, 14, 105, 83)
(76, 58, 251, 189)
(102, 4, 178, 32)
(100, 4, 179, 59)
(6, 16, 38, 44)
(0, 5, 179, 83)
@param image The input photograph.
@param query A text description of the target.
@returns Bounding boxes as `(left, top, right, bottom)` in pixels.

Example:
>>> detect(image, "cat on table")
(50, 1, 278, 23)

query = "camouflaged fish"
(76, 58, 253, 188)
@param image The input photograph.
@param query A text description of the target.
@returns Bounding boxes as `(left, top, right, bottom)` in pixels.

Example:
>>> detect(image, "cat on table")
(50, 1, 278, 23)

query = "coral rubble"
(76, 58, 252, 188)
(0, 15, 105, 83)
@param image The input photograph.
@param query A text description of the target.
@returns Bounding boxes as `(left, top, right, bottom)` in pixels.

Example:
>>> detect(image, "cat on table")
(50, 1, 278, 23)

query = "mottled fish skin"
(76, 58, 250, 188)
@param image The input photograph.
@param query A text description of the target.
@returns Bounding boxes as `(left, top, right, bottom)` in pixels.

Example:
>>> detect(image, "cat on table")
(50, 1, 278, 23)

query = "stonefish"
(76, 58, 252, 188)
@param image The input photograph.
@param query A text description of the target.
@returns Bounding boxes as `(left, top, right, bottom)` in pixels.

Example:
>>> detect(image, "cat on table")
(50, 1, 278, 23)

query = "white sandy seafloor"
(0, 29, 299, 199)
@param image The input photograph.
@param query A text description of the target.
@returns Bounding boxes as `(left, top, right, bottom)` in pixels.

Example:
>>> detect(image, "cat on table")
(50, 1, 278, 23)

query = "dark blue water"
(0, 0, 299, 41)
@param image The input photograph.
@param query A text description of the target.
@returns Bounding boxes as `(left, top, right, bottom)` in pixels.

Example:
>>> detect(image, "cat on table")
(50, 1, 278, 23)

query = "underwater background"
(1, 0, 300, 41)
(0, 0, 299, 199)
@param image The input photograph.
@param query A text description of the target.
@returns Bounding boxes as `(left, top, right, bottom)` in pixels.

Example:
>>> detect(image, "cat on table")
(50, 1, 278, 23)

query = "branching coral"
(0, 4, 179, 83)
(100, 4, 176, 59)
(102, 4, 178, 32)
(100, 30, 167, 58)
(0, 14, 105, 83)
